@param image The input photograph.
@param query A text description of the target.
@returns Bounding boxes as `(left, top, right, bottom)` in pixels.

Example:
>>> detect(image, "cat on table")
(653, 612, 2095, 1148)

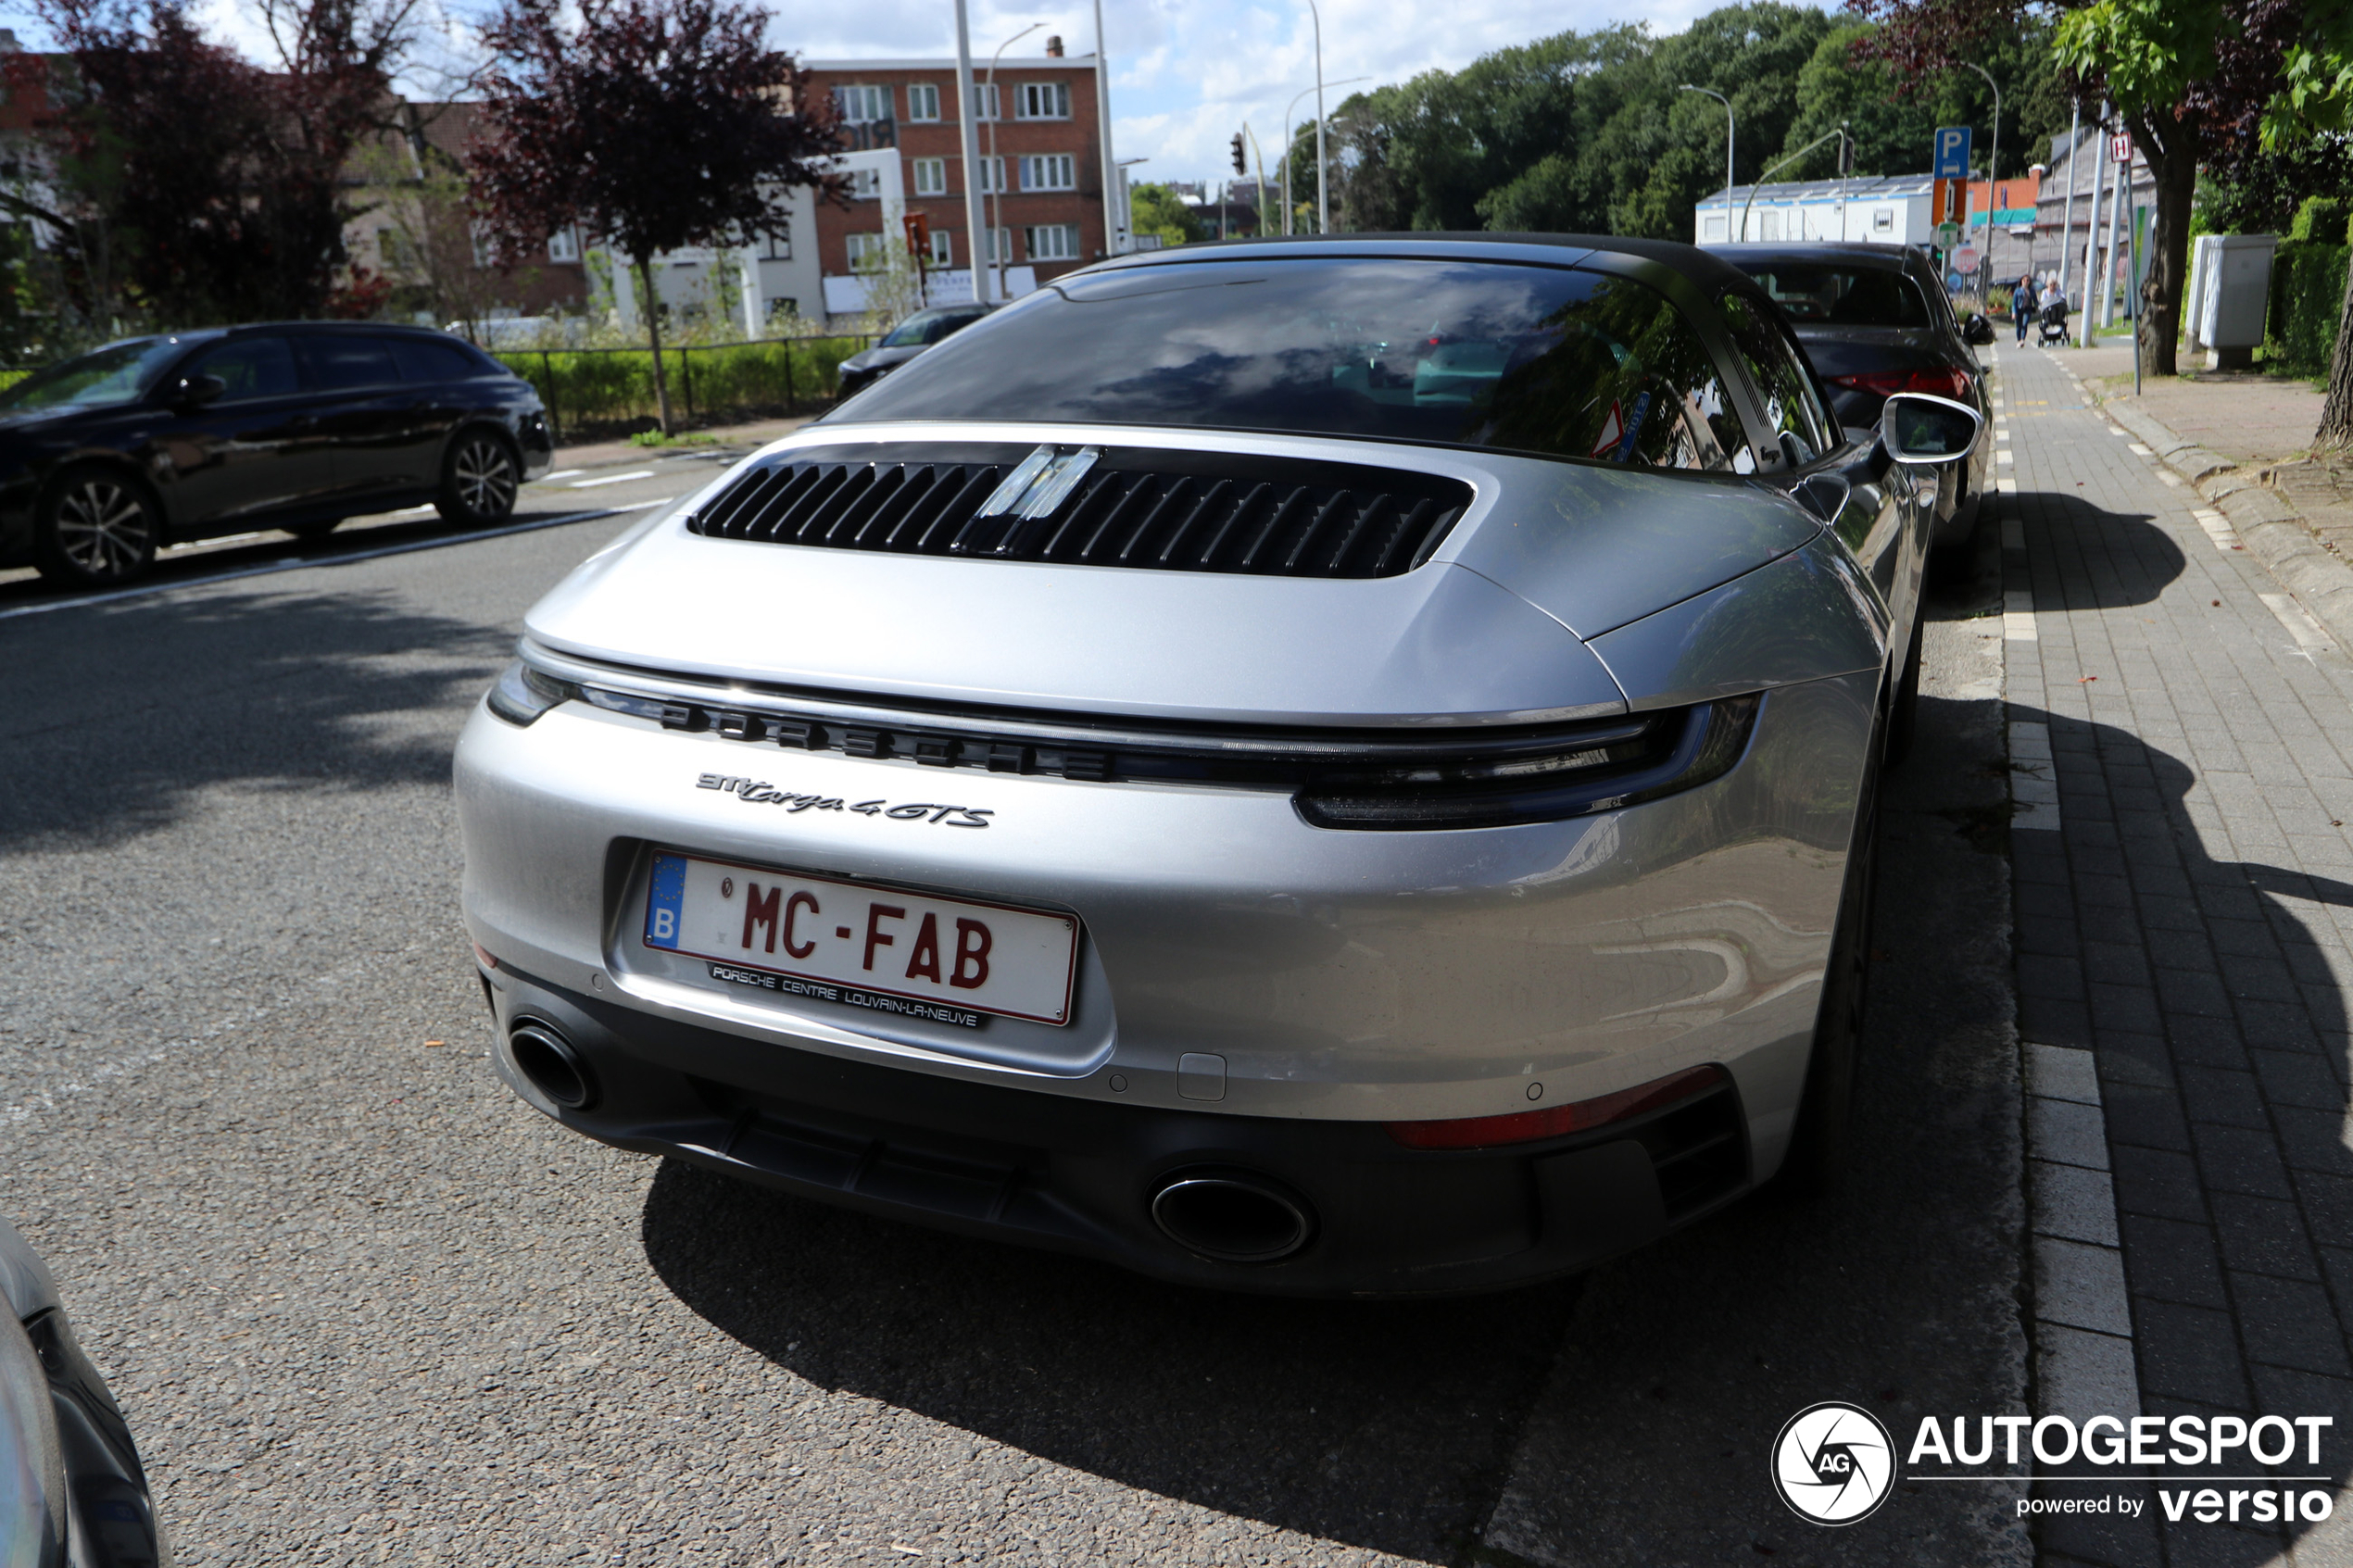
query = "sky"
(79, 0, 1836, 194)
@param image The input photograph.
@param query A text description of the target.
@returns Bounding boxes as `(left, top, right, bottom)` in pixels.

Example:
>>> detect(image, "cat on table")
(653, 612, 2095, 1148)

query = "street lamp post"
(952, 0, 988, 305)
(1679, 85, 1733, 240)
(1302, 0, 1327, 234)
(1279, 76, 1366, 234)
(1959, 61, 2001, 298)
(985, 22, 1044, 306)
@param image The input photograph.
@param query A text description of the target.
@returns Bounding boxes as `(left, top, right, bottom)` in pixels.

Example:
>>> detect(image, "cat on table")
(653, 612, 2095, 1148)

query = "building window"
(981, 227, 1013, 263)
(547, 226, 582, 263)
(912, 157, 947, 196)
(967, 81, 1000, 120)
(929, 230, 953, 268)
(1759, 209, 1780, 242)
(836, 84, 890, 123)
(760, 229, 791, 261)
(1700, 214, 1724, 243)
(1874, 207, 1894, 232)
(907, 82, 940, 121)
(1016, 81, 1070, 119)
(848, 167, 884, 200)
(846, 232, 886, 269)
(975, 157, 1007, 194)
(1020, 154, 1076, 192)
(1025, 223, 1080, 261)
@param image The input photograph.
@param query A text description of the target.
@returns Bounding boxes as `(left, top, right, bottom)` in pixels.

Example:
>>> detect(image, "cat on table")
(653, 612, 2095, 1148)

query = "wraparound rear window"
(833, 258, 1753, 471)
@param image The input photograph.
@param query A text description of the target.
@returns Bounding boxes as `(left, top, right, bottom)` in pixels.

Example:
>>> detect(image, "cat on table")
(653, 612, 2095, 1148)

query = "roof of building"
(803, 56, 1099, 71)
(1695, 174, 1935, 210)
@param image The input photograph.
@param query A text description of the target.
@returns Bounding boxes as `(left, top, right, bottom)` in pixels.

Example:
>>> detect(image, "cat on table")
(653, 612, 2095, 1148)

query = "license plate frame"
(640, 849, 1079, 1027)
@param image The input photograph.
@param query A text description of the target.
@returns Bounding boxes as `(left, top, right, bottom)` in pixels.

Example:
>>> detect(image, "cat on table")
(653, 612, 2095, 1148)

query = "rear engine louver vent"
(686, 443, 1473, 579)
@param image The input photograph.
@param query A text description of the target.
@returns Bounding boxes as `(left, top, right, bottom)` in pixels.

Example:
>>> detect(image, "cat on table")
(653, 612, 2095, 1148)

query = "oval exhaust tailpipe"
(1150, 1171, 1315, 1263)
(509, 1019, 596, 1111)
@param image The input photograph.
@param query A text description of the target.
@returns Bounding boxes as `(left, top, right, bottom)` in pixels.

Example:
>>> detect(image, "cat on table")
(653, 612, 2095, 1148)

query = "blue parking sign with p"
(1933, 126, 1971, 179)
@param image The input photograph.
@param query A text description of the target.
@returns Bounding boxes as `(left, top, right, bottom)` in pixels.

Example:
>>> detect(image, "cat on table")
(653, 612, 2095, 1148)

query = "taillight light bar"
(1829, 366, 1975, 402)
(1386, 1064, 1728, 1150)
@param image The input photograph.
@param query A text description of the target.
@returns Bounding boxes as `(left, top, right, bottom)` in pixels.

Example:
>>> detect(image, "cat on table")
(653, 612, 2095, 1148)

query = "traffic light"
(1230, 132, 1247, 176)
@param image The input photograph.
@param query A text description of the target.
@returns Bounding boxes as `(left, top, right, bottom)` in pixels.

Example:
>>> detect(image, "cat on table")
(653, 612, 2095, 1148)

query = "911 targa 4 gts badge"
(695, 772, 994, 827)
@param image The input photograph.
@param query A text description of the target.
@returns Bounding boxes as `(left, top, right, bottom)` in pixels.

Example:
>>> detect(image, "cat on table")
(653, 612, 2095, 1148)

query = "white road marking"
(2022, 1041, 2143, 1424)
(2003, 589, 2038, 642)
(2260, 592, 2334, 650)
(537, 469, 585, 483)
(2127, 442, 2154, 457)
(0, 499, 676, 622)
(2192, 508, 2240, 553)
(570, 469, 657, 488)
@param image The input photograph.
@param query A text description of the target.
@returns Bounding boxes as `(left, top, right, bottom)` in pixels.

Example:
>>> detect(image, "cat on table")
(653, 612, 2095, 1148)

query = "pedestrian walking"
(2013, 272, 2038, 344)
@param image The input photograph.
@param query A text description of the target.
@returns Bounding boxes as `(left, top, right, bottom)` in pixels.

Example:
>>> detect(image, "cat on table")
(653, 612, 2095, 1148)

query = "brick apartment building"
(801, 40, 1115, 307)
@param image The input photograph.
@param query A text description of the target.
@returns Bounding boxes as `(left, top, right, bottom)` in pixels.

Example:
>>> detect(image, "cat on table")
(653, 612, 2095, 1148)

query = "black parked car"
(0, 323, 554, 588)
(0, 1216, 167, 1566)
(835, 304, 995, 398)
(1706, 243, 1994, 550)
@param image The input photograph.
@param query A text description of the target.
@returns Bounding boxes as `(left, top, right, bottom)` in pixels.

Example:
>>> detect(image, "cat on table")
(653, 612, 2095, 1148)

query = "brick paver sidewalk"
(2003, 344, 2353, 1566)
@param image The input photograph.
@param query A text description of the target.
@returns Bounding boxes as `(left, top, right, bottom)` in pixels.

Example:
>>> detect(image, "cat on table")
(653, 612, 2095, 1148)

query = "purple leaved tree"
(468, 0, 843, 433)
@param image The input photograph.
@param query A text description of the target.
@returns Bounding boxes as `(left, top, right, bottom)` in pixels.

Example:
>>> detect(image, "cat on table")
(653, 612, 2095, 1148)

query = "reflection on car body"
(456, 233, 1980, 1295)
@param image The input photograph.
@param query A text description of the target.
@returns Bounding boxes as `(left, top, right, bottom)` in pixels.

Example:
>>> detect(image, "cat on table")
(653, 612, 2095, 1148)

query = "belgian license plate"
(642, 850, 1077, 1027)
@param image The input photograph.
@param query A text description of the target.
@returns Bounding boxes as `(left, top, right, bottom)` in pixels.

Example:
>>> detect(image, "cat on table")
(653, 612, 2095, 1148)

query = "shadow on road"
(0, 585, 510, 853)
(2012, 490, 2186, 609)
(640, 1160, 1577, 1562)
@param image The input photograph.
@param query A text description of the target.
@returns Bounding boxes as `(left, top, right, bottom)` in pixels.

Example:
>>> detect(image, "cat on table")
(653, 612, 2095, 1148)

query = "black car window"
(0, 337, 187, 411)
(188, 336, 299, 402)
(837, 258, 1753, 472)
(1717, 294, 1836, 463)
(389, 336, 484, 383)
(302, 336, 399, 392)
(1730, 265, 1931, 328)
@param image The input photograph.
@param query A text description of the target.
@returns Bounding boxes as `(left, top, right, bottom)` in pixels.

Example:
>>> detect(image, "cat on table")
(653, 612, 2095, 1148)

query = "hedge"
(2266, 196, 2353, 372)
(493, 337, 870, 434)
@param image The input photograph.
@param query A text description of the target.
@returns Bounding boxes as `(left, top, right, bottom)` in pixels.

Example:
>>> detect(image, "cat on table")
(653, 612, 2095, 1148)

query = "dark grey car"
(835, 305, 995, 399)
(1707, 243, 1994, 550)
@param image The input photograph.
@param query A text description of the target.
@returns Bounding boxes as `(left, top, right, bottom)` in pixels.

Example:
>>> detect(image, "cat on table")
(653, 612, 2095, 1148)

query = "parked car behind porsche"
(456, 233, 1980, 1295)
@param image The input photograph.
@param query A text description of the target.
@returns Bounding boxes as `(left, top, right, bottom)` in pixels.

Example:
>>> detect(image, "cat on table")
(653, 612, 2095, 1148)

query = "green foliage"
(495, 337, 867, 431)
(2266, 239, 2351, 369)
(2054, 0, 2225, 116)
(1128, 182, 1203, 247)
(1327, 3, 2068, 245)
(2291, 195, 2353, 240)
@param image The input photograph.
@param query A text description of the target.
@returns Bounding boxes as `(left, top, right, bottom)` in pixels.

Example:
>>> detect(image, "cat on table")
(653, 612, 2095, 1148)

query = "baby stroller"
(2037, 295, 2071, 346)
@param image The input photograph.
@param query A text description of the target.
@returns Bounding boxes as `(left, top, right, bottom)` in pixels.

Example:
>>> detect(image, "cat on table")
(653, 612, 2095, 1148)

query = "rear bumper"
(483, 961, 1753, 1296)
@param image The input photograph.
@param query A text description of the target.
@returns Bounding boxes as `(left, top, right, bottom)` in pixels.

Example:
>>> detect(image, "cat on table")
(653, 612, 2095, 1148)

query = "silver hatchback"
(455, 235, 1980, 1294)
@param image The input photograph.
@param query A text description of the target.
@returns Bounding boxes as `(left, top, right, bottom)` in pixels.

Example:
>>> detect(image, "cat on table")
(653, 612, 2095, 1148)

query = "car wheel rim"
(55, 479, 150, 577)
(456, 440, 517, 516)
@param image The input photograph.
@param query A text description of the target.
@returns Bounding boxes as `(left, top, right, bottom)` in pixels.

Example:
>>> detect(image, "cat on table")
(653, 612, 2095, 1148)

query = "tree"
(1778, 21, 2070, 182)
(469, 0, 843, 433)
(1126, 182, 1202, 248)
(14, 0, 418, 328)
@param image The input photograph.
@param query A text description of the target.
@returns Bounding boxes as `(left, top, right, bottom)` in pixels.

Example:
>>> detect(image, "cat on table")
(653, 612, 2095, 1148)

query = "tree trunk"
(2131, 108, 2197, 380)
(637, 255, 673, 436)
(2321, 256, 2353, 447)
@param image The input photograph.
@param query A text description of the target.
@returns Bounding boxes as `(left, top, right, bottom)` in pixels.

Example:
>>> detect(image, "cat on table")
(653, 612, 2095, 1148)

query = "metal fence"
(493, 335, 875, 440)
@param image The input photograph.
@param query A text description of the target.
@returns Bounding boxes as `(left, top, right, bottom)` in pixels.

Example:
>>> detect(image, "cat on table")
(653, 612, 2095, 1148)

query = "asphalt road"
(0, 445, 2032, 1565)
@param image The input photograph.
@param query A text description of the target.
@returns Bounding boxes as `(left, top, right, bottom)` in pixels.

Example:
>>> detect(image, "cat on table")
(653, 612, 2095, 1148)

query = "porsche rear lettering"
(695, 773, 993, 827)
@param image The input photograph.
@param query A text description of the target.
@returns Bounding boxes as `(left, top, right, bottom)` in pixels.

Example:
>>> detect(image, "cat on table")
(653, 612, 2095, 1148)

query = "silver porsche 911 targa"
(455, 234, 1981, 1295)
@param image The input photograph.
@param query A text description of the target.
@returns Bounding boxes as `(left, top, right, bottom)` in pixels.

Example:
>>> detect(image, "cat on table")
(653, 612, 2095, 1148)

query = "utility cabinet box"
(2185, 233, 2278, 369)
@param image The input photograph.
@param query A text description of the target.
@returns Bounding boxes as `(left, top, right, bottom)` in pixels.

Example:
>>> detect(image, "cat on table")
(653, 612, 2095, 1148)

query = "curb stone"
(2086, 387, 2353, 650)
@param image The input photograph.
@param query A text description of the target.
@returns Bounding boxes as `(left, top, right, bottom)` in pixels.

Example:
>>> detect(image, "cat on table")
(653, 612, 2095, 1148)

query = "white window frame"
(835, 84, 890, 124)
(1016, 80, 1070, 119)
(911, 157, 947, 197)
(1874, 207, 1894, 232)
(929, 230, 953, 268)
(1024, 222, 1080, 261)
(547, 226, 582, 263)
(848, 167, 884, 201)
(975, 157, 1007, 195)
(981, 226, 1013, 264)
(906, 82, 940, 122)
(1020, 154, 1076, 192)
(967, 82, 1000, 121)
(1699, 214, 1725, 243)
(759, 229, 791, 261)
(845, 232, 886, 269)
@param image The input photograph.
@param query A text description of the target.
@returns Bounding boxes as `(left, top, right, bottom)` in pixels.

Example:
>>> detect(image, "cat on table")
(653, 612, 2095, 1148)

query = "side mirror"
(172, 373, 226, 408)
(1963, 313, 1995, 346)
(1880, 392, 1982, 465)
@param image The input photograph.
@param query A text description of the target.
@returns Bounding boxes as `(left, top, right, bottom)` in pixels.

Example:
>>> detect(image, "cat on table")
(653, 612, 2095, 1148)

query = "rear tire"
(1780, 746, 1881, 1195)
(33, 466, 160, 588)
(436, 430, 520, 527)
